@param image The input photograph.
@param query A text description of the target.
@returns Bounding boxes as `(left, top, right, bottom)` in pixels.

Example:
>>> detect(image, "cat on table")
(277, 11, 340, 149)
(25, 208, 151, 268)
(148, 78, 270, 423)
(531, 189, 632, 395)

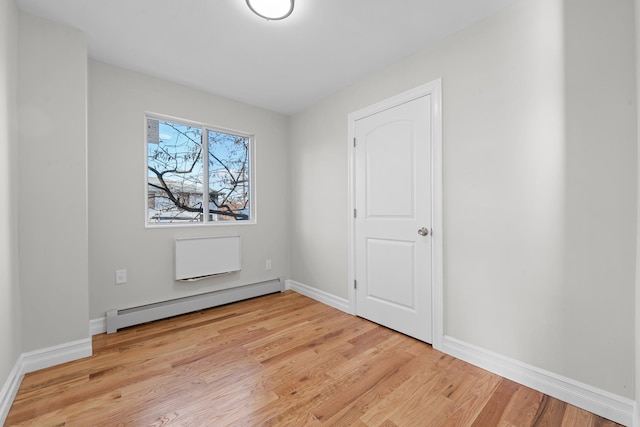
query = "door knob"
(418, 227, 430, 236)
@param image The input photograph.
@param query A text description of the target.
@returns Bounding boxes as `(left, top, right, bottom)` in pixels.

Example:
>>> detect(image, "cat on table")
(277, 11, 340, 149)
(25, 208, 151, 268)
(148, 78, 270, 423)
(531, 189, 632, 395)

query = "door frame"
(347, 79, 444, 351)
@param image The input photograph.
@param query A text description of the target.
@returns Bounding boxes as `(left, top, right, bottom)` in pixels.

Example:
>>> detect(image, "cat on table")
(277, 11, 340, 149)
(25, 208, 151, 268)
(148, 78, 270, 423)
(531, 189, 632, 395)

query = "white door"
(353, 94, 433, 343)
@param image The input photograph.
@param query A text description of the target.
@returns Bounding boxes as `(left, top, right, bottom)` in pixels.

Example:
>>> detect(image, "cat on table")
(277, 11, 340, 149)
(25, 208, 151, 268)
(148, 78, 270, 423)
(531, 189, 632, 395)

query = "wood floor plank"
(324, 357, 423, 426)
(358, 353, 457, 425)
(562, 404, 596, 426)
(471, 379, 521, 426)
(438, 370, 503, 426)
(5, 291, 623, 427)
(532, 396, 568, 427)
(311, 348, 416, 423)
(501, 385, 545, 426)
(387, 383, 456, 425)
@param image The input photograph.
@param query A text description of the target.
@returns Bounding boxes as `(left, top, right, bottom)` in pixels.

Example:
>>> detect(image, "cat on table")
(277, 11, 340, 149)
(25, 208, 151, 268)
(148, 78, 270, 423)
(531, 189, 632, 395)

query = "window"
(146, 114, 253, 225)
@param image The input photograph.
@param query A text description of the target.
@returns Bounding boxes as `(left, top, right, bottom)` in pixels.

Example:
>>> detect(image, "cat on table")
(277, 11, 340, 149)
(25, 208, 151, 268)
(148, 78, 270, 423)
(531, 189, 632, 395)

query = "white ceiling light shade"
(246, 0, 295, 20)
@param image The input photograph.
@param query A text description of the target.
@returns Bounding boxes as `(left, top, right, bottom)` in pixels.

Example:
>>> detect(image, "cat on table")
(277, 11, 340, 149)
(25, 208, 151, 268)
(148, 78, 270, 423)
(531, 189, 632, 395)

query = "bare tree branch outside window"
(147, 116, 252, 224)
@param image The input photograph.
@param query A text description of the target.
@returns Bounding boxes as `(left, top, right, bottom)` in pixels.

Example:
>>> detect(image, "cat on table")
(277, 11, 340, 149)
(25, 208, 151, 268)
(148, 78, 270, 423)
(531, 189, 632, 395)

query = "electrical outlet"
(265, 259, 272, 271)
(115, 269, 127, 285)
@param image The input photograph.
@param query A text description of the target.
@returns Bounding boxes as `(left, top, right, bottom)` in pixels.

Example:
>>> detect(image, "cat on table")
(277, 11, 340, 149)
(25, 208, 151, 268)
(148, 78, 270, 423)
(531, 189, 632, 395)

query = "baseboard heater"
(105, 278, 284, 334)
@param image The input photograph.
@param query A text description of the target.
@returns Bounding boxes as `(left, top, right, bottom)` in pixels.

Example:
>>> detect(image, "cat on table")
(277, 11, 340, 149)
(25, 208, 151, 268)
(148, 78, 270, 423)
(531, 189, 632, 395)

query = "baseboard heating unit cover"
(106, 278, 283, 333)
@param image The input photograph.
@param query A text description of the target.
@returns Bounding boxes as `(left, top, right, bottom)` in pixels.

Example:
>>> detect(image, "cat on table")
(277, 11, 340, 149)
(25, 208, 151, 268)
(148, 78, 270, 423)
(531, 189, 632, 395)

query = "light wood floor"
(6, 291, 621, 426)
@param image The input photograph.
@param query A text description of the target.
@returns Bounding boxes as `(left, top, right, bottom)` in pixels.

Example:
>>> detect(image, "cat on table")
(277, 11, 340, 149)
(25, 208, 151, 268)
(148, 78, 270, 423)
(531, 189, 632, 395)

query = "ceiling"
(16, 0, 520, 115)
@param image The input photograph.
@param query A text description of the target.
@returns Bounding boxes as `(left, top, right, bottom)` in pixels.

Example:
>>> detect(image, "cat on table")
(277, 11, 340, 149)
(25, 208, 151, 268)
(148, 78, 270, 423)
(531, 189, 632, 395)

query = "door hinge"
(354, 280, 357, 289)
(354, 208, 357, 218)
(353, 137, 356, 147)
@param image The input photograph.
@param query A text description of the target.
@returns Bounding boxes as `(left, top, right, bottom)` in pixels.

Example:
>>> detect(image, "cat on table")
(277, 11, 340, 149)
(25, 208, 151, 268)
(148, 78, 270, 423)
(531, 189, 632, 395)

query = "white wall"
(18, 13, 90, 351)
(0, 0, 21, 387)
(290, 0, 636, 399)
(562, 0, 636, 398)
(88, 61, 290, 319)
(635, 0, 640, 421)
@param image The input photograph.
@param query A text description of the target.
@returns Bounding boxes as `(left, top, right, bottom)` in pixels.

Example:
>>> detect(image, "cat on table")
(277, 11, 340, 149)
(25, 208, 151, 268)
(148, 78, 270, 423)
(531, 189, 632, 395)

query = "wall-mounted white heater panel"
(175, 235, 241, 281)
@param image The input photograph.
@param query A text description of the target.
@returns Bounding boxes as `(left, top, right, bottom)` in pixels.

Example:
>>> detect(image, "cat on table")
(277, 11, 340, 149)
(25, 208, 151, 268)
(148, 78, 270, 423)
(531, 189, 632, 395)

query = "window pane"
(207, 130, 250, 221)
(147, 118, 204, 224)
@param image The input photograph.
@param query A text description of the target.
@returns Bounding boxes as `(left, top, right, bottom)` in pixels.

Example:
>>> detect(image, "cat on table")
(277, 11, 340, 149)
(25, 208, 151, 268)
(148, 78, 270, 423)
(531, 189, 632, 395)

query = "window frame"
(144, 112, 256, 228)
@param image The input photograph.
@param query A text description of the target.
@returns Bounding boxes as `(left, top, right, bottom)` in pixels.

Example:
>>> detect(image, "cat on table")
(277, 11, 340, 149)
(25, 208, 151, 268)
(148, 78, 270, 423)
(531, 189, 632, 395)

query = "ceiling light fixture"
(246, 0, 295, 21)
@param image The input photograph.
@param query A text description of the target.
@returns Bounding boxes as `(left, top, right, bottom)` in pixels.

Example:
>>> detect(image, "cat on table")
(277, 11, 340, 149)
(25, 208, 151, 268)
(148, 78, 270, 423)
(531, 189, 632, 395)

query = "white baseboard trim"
(442, 335, 634, 426)
(285, 280, 350, 313)
(0, 337, 92, 425)
(22, 338, 92, 374)
(90, 317, 106, 336)
(0, 355, 24, 426)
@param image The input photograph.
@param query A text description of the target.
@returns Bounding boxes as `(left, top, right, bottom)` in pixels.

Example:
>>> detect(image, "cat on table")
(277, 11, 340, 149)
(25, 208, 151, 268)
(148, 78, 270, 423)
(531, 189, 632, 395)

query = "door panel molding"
(347, 79, 443, 350)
